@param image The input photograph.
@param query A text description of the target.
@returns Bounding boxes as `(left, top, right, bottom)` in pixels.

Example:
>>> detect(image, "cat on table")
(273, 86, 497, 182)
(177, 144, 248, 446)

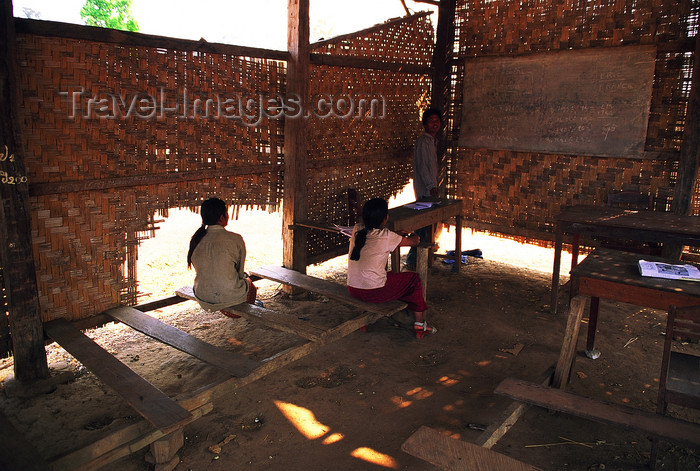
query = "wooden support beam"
(14, 18, 288, 61)
(0, 0, 49, 382)
(283, 0, 310, 275)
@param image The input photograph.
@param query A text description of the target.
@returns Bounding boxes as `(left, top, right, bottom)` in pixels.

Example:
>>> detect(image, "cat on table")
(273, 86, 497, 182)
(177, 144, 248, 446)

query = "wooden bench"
(175, 286, 327, 341)
(106, 306, 259, 377)
(250, 265, 407, 319)
(43, 318, 194, 434)
(402, 425, 541, 471)
(495, 377, 700, 449)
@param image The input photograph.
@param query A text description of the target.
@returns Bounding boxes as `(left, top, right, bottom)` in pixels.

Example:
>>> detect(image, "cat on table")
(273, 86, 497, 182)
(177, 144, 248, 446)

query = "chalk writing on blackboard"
(458, 45, 657, 158)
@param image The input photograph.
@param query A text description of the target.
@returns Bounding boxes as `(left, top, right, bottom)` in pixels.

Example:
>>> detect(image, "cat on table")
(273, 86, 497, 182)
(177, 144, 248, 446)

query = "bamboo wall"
(0, 13, 433, 356)
(306, 15, 434, 261)
(446, 0, 698, 241)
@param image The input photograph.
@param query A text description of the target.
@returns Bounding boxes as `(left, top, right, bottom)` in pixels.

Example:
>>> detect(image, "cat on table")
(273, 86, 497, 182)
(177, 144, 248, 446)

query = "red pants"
(246, 278, 257, 304)
(348, 272, 427, 312)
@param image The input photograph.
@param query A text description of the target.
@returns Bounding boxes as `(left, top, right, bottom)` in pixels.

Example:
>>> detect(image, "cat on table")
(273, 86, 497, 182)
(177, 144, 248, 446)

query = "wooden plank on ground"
(106, 306, 259, 377)
(43, 318, 192, 434)
(476, 367, 554, 449)
(402, 426, 541, 471)
(175, 287, 326, 341)
(250, 265, 407, 316)
(0, 409, 50, 471)
(495, 378, 700, 448)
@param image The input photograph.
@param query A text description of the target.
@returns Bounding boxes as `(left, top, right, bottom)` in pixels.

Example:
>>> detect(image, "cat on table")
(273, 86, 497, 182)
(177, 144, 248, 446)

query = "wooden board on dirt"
(402, 425, 541, 471)
(43, 318, 193, 434)
(106, 306, 260, 377)
(495, 378, 700, 448)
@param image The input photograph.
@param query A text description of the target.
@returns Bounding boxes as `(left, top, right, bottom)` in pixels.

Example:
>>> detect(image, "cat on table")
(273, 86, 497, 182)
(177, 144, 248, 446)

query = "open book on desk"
(638, 260, 700, 282)
(404, 201, 437, 210)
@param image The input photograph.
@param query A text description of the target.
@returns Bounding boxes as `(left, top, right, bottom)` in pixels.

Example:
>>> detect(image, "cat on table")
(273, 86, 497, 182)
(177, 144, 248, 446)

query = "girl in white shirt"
(347, 197, 436, 337)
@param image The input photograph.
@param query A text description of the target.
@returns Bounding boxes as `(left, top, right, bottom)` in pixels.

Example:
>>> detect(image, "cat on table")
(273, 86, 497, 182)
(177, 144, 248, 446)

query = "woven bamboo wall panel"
(447, 0, 697, 239)
(305, 14, 434, 260)
(312, 13, 434, 66)
(456, 150, 676, 231)
(17, 36, 285, 183)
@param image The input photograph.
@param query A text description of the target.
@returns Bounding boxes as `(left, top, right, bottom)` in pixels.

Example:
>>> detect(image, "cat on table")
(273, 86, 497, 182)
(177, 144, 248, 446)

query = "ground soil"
(1, 191, 699, 471)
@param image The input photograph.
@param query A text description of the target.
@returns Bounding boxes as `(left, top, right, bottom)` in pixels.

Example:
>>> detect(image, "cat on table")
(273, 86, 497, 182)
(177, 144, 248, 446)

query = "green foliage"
(80, 0, 139, 32)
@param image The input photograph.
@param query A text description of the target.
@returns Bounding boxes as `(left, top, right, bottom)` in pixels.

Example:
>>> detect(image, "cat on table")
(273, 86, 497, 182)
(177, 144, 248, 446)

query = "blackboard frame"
(458, 45, 657, 158)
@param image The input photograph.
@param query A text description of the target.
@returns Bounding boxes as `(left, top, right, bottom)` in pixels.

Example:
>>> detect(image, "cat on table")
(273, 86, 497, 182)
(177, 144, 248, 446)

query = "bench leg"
(146, 429, 184, 471)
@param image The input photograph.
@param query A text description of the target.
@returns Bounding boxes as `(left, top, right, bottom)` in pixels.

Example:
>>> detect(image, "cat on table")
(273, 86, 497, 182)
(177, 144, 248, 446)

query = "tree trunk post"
(0, 0, 49, 381)
(282, 0, 309, 277)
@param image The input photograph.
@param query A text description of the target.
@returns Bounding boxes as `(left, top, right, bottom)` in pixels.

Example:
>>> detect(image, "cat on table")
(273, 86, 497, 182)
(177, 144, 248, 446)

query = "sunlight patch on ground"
(350, 447, 399, 469)
(274, 400, 333, 440)
(389, 395, 412, 408)
(405, 386, 433, 400)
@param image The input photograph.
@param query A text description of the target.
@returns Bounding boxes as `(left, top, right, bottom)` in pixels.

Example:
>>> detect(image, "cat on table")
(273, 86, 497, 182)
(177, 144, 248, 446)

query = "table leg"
(570, 233, 581, 272)
(585, 296, 601, 359)
(391, 249, 400, 273)
(551, 227, 563, 315)
(553, 295, 587, 389)
(454, 214, 462, 273)
(417, 244, 429, 301)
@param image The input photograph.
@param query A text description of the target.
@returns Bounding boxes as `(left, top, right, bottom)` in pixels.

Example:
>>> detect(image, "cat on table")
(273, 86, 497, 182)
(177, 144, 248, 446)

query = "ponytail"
(349, 197, 389, 262)
(187, 225, 207, 268)
(350, 228, 368, 261)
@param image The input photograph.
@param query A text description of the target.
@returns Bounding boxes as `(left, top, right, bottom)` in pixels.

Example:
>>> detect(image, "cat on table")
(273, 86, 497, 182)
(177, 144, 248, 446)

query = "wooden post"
(664, 34, 700, 259)
(430, 0, 456, 194)
(0, 0, 49, 381)
(672, 32, 700, 217)
(283, 0, 309, 275)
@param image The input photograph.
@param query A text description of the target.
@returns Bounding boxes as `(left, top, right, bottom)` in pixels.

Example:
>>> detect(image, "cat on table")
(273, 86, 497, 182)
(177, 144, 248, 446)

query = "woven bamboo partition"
(447, 0, 698, 243)
(13, 33, 286, 328)
(0, 13, 434, 357)
(305, 14, 434, 262)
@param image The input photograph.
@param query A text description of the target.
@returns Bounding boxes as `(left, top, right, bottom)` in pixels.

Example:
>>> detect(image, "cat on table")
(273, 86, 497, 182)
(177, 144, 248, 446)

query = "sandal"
(414, 321, 437, 339)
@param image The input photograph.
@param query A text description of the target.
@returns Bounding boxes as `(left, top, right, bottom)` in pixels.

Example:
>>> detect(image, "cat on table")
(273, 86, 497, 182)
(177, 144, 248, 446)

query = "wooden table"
(550, 205, 700, 315)
(387, 199, 463, 273)
(553, 248, 700, 388)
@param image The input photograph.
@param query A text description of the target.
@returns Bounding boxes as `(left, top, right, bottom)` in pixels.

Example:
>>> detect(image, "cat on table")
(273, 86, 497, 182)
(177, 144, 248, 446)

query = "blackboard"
(458, 45, 657, 157)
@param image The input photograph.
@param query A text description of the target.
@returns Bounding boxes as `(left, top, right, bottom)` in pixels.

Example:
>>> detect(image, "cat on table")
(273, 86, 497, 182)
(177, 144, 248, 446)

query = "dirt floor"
(1, 195, 699, 471)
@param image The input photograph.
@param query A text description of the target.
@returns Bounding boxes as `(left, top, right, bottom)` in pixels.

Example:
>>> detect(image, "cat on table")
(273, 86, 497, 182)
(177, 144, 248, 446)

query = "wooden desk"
(387, 199, 463, 272)
(553, 248, 700, 388)
(550, 205, 700, 315)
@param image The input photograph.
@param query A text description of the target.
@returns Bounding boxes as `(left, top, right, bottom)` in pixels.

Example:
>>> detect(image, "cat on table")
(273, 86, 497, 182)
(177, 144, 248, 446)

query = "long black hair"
(349, 197, 389, 261)
(187, 197, 228, 268)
